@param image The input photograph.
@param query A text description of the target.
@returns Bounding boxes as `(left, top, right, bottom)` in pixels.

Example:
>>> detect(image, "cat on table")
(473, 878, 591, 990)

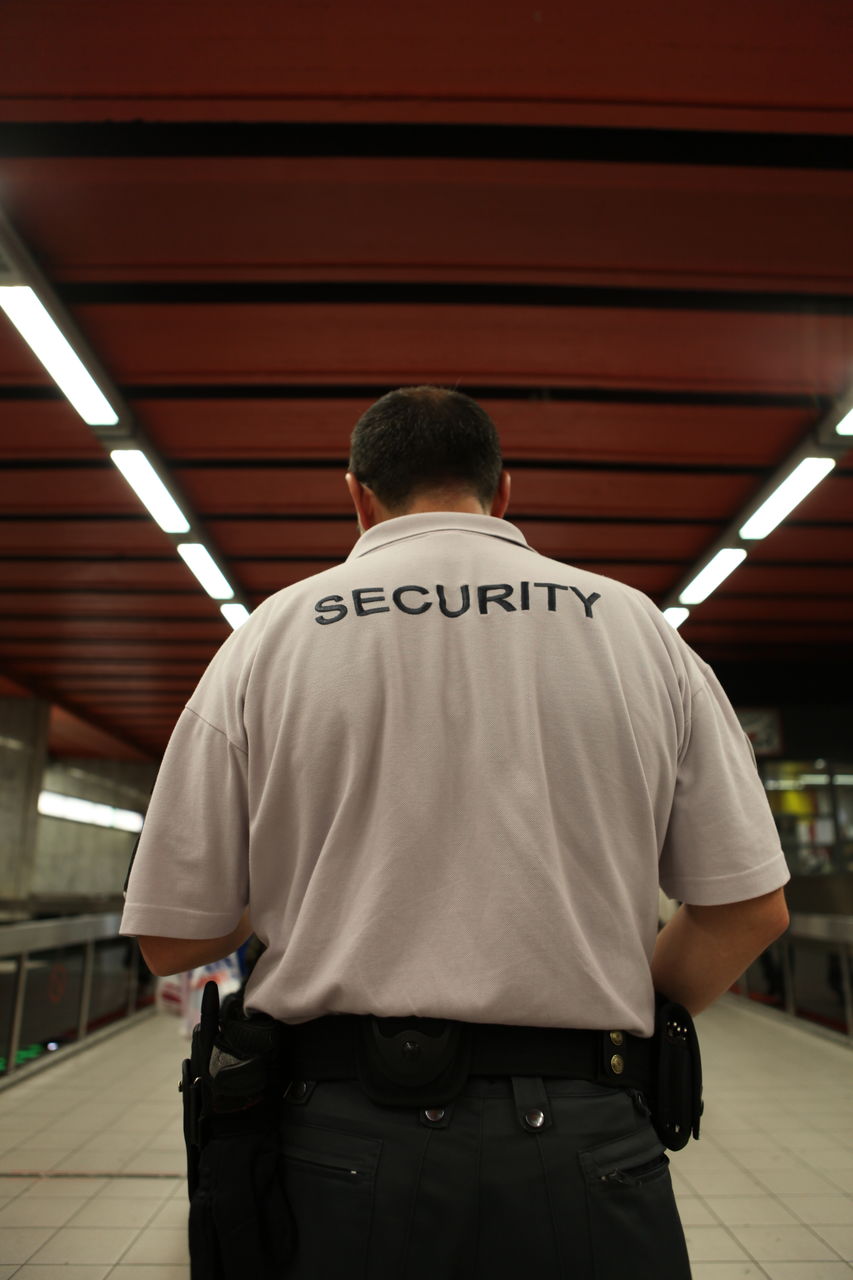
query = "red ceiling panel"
(0, 520, 175, 557)
(0, 618, 226, 641)
(681, 620, 853, 647)
(0, 468, 153, 515)
(6, 400, 815, 467)
(172, 466, 761, 521)
(0, 560, 196, 591)
(23, 304, 848, 394)
(748, 526, 853, 563)
(47, 705, 149, 759)
(0, 641, 219, 662)
(5, 402, 103, 458)
(692, 594, 853, 624)
(136, 400, 814, 466)
(3, 159, 852, 293)
(727, 565, 853, 596)
(0, 593, 216, 618)
(4, 0, 851, 131)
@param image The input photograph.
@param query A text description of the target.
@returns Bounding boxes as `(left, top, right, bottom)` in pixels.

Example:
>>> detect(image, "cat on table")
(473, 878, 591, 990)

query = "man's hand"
(137, 908, 253, 976)
(651, 887, 789, 1015)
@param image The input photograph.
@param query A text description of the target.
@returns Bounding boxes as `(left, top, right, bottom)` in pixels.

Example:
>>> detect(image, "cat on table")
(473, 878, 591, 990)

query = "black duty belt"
(282, 1013, 656, 1108)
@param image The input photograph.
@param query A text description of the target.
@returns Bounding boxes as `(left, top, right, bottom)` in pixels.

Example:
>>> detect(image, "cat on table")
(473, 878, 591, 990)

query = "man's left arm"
(137, 908, 253, 977)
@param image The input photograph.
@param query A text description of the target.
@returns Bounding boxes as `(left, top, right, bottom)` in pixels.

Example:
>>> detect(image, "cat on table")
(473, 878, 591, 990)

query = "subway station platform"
(0, 995, 850, 1279)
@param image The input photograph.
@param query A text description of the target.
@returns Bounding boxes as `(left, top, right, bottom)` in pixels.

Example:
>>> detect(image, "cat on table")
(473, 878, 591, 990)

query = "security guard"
(122, 386, 790, 1279)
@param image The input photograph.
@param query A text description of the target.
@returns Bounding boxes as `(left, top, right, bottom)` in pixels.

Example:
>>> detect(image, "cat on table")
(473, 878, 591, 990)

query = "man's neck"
(396, 496, 488, 519)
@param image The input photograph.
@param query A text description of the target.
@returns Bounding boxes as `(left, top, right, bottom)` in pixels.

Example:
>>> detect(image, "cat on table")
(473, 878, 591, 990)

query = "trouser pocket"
(281, 1120, 382, 1280)
(579, 1125, 691, 1279)
(188, 1130, 295, 1280)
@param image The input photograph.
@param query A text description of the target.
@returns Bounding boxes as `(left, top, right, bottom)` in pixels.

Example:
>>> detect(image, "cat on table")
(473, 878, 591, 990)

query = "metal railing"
(0, 913, 146, 1077)
(735, 912, 853, 1038)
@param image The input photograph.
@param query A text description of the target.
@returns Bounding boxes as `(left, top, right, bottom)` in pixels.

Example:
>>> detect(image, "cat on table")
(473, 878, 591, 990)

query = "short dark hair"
(348, 386, 503, 512)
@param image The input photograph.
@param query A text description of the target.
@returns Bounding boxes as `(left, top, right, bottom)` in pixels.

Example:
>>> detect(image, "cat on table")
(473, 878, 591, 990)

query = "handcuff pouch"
(652, 998, 703, 1151)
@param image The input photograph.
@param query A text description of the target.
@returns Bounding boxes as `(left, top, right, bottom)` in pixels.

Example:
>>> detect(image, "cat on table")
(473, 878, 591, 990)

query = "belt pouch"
(357, 1016, 473, 1106)
(652, 999, 703, 1151)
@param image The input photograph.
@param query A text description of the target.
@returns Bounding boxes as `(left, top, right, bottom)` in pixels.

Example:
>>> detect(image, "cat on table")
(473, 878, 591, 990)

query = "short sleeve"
(119, 707, 249, 938)
(658, 668, 790, 905)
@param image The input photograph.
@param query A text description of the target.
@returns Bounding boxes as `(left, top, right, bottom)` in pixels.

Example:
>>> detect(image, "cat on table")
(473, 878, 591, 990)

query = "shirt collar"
(346, 512, 531, 561)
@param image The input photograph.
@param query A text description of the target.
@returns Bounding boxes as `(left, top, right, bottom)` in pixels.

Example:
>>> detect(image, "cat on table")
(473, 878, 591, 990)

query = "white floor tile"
(27, 1226, 139, 1265)
(118, 1227, 189, 1265)
(0, 1225, 56, 1263)
(95, 1178, 178, 1200)
(120, 1152, 183, 1176)
(812, 1225, 853, 1262)
(0, 1178, 36, 1197)
(762, 1265, 853, 1280)
(678, 1198, 720, 1226)
(780, 1196, 853, 1226)
(14, 1268, 110, 1279)
(684, 1226, 751, 1262)
(754, 1168, 844, 1196)
(822, 1169, 853, 1194)
(108, 1268, 189, 1279)
(147, 1199, 188, 1229)
(728, 1225, 838, 1262)
(688, 1267, 770, 1279)
(67, 1197, 160, 1229)
(0, 1197, 87, 1227)
(683, 1170, 767, 1196)
(802, 1150, 853, 1172)
(22, 1179, 107, 1199)
(703, 1197, 799, 1227)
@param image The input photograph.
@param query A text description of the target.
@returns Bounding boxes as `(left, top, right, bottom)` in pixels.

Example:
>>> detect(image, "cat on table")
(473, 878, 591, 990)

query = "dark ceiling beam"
(2, 123, 851, 170)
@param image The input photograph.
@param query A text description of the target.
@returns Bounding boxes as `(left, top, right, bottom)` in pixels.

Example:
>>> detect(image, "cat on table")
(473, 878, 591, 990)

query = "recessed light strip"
(220, 603, 251, 629)
(679, 548, 748, 606)
(177, 544, 235, 600)
(739, 457, 837, 540)
(0, 210, 252, 642)
(38, 789, 143, 833)
(662, 607, 690, 630)
(0, 285, 118, 426)
(110, 449, 190, 534)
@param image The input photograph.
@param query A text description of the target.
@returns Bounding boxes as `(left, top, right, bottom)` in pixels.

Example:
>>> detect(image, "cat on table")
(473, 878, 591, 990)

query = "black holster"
(180, 981, 295, 1280)
(651, 997, 703, 1151)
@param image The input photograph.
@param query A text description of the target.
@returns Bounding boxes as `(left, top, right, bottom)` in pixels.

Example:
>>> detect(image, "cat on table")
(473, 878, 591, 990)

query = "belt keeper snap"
(284, 1079, 316, 1105)
(419, 1104, 452, 1129)
(510, 1076, 552, 1134)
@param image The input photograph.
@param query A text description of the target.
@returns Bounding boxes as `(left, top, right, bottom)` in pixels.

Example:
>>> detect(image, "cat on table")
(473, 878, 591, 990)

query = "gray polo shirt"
(121, 513, 789, 1036)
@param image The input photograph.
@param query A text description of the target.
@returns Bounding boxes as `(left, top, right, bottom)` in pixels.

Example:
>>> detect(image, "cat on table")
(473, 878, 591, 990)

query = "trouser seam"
(400, 1124, 433, 1274)
(472, 1093, 485, 1276)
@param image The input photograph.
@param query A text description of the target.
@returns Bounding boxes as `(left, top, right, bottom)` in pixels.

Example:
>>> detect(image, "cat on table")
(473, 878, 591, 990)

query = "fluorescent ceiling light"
(38, 790, 143, 833)
(679, 548, 747, 605)
(177, 543, 234, 599)
(662, 607, 690, 629)
(834, 774, 853, 785)
(835, 408, 853, 436)
(221, 603, 251, 630)
(739, 457, 836, 540)
(0, 285, 118, 426)
(110, 449, 190, 534)
(798, 773, 830, 786)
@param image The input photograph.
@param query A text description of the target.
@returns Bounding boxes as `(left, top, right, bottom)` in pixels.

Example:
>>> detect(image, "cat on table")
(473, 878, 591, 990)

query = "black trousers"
(280, 1074, 692, 1279)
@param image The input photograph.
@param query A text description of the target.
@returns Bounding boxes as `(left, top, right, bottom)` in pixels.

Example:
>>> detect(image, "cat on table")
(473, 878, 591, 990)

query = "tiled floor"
(0, 995, 850, 1277)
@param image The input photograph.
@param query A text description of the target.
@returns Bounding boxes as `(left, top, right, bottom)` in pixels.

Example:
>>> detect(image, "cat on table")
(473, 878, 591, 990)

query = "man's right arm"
(650, 887, 789, 1016)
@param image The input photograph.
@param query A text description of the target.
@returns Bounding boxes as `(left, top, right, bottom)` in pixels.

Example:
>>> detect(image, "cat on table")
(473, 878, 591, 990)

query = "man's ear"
(491, 470, 511, 518)
(345, 472, 378, 531)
